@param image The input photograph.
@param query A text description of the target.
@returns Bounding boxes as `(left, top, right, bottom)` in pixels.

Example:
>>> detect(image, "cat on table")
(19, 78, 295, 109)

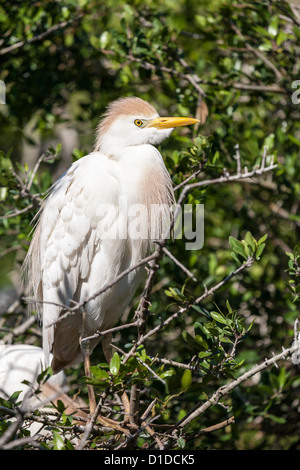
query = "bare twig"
(173, 163, 205, 192)
(232, 82, 284, 93)
(1, 203, 36, 219)
(176, 157, 277, 209)
(162, 246, 197, 281)
(1, 315, 36, 344)
(195, 257, 254, 304)
(177, 56, 207, 97)
(80, 321, 138, 344)
(0, 14, 84, 56)
(0, 436, 42, 450)
(25, 251, 160, 327)
(174, 332, 299, 431)
(76, 396, 104, 450)
(234, 144, 242, 176)
(231, 23, 284, 80)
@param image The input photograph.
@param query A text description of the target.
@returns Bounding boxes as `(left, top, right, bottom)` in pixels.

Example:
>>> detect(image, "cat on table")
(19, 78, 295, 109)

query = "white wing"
(25, 153, 127, 370)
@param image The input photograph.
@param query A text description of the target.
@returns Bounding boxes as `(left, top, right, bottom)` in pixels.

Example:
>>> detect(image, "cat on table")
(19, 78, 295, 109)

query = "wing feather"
(24, 153, 120, 365)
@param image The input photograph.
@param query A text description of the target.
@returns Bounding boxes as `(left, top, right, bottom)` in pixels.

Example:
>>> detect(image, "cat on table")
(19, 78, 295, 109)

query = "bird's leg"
(102, 332, 113, 363)
(82, 340, 97, 415)
(80, 310, 96, 415)
(102, 333, 131, 424)
(80, 331, 129, 435)
(79, 324, 129, 435)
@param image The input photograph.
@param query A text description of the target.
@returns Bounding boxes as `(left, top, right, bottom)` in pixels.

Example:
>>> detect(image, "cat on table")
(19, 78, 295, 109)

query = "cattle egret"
(0, 344, 66, 401)
(0, 344, 87, 436)
(24, 96, 199, 416)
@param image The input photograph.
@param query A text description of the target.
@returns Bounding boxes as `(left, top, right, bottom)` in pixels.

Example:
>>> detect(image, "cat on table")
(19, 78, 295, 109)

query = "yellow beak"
(146, 116, 200, 129)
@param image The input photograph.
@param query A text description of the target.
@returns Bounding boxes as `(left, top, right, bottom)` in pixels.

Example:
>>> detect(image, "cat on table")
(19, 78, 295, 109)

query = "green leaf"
(194, 334, 209, 350)
(165, 287, 186, 302)
(194, 322, 213, 348)
(241, 240, 250, 257)
(90, 366, 109, 380)
(258, 234, 268, 245)
(245, 232, 257, 252)
(198, 351, 212, 358)
(268, 17, 278, 37)
(159, 369, 175, 379)
(226, 299, 233, 313)
(177, 437, 186, 448)
(256, 243, 266, 259)
(229, 236, 247, 259)
(99, 31, 110, 49)
(219, 336, 233, 344)
(37, 366, 53, 385)
(278, 367, 289, 389)
(137, 345, 147, 362)
(56, 400, 66, 413)
(52, 431, 65, 450)
(191, 305, 211, 318)
(0, 187, 7, 200)
(210, 311, 228, 325)
(110, 352, 120, 376)
(181, 369, 192, 389)
(183, 330, 205, 350)
(263, 133, 275, 150)
(267, 414, 286, 424)
(231, 252, 241, 265)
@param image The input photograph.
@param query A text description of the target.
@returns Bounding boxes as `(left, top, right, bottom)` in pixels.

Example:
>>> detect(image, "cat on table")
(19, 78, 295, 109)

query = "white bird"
(0, 344, 87, 436)
(0, 344, 66, 401)
(24, 96, 199, 414)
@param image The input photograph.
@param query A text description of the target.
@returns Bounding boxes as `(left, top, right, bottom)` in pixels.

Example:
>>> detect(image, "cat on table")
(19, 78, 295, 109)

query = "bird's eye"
(134, 119, 143, 127)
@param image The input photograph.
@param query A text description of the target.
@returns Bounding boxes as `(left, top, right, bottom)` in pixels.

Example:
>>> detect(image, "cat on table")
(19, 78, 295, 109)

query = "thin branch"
(175, 333, 299, 431)
(231, 82, 284, 93)
(165, 416, 235, 449)
(149, 355, 198, 371)
(76, 396, 105, 450)
(122, 255, 256, 365)
(26, 152, 52, 192)
(233, 143, 242, 176)
(136, 357, 166, 385)
(80, 321, 138, 344)
(25, 251, 160, 327)
(190, 415, 235, 438)
(173, 163, 204, 191)
(177, 56, 207, 97)
(0, 14, 84, 56)
(1, 203, 35, 219)
(194, 257, 254, 304)
(0, 436, 42, 450)
(140, 398, 158, 421)
(162, 246, 197, 281)
(1, 315, 36, 344)
(231, 23, 284, 80)
(176, 157, 277, 208)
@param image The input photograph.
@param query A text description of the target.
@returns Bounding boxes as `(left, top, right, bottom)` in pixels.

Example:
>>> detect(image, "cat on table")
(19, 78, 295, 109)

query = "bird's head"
(94, 96, 199, 158)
